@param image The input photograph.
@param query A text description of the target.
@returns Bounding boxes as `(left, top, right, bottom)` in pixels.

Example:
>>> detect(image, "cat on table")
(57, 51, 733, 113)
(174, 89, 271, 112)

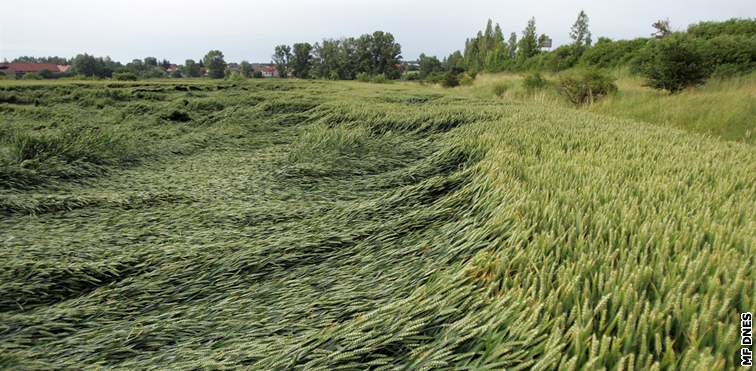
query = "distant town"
(0, 60, 282, 79)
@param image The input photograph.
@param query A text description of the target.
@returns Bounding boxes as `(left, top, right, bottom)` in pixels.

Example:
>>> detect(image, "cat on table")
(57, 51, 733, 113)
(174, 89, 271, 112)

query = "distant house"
(0, 63, 70, 78)
(164, 64, 178, 73)
(250, 63, 278, 77)
(226, 62, 240, 74)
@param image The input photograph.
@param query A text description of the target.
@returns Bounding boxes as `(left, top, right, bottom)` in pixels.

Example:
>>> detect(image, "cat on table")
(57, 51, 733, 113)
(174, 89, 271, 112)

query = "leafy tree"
(126, 59, 146, 74)
(71, 54, 103, 77)
(273, 45, 292, 78)
(418, 53, 443, 79)
(542, 44, 581, 71)
(337, 38, 360, 80)
(463, 33, 484, 72)
(240, 61, 253, 78)
(484, 20, 496, 50)
(687, 18, 756, 38)
(652, 19, 672, 38)
(12, 56, 69, 64)
(580, 37, 649, 68)
(203, 50, 227, 79)
(161, 59, 171, 70)
(311, 40, 340, 79)
(286, 30, 401, 80)
(370, 31, 402, 79)
(144, 57, 158, 67)
(517, 18, 540, 61)
(570, 11, 592, 48)
(445, 51, 464, 70)
(184, 59, 201, 77)
(636, 34, 709, 93)
(441, 71, 460, 87)
(538, 34, 551, 48)
(290, 43, 313, 78)
(507, 33, 518, 59)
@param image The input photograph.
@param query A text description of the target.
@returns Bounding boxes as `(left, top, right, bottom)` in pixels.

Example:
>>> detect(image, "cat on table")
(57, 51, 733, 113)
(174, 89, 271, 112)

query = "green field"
(1, 79, 754, 369)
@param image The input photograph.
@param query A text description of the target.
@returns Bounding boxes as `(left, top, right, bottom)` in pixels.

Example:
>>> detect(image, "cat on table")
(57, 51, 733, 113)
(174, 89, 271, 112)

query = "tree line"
(3, 50, 242, 80)
(271, 31, 403, 80)
(5, 16, 753, 91)
(411, 15, 755, 92)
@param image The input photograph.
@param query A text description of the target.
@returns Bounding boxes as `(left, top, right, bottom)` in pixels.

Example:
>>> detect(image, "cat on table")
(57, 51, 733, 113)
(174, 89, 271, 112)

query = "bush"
(522, 72, 548, 92)
(580, 37, 649, 69)
(401, 71, 421, 81)
(687, 18, 756, 39)
(711, 64, 753, 79)
(542, 44, 582, 71)
(557, 69, 617, 105)
(112, 72, 138, 81)
(700, 35, 756, 77)
(21, 73, 43, 80)
(253, 71, 264, 78)
(356, 72, 371, 82)
(424, 71, 445, 84)
(370, 74, 389, 84)
(440, 72, 460, 88)
(635, 34, 709, 93)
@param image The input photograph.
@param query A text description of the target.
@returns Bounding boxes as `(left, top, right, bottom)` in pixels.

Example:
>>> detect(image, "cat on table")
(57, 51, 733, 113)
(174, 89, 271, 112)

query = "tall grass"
(461, 70, 756, 144)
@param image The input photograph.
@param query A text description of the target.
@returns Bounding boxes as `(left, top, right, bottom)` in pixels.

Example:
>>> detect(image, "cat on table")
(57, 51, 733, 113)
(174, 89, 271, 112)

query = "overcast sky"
(1, 0, 754, 64)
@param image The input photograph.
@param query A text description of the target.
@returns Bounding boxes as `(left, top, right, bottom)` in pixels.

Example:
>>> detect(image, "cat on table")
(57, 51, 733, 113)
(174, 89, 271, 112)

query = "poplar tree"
(517, 18, 540, 61)
(570, 10, 592, 48)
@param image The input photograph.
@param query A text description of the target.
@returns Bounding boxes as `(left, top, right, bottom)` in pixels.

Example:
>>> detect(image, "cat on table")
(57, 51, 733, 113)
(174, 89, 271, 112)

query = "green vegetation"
(281, 31, 402, 80)
(0, 78, 753, 369)
(411, 17, 754, 93)
(462, 70, 755, 144)
(557, 69, 617, 105)
(202, 50, 227, 79)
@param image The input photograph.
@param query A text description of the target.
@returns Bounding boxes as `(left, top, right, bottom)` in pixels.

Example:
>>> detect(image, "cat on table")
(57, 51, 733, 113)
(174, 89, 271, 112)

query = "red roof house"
(0, 63, 70, 77)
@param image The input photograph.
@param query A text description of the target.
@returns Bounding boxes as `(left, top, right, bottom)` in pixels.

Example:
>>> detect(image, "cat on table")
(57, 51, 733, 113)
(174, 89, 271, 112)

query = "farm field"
(0, 79, 754, 369)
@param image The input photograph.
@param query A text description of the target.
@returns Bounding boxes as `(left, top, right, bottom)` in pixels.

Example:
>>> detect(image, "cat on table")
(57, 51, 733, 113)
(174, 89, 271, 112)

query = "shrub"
(557, 69, 617, 105)
(21, 73, 43, 80)
(253, 71, 264, 78)
(401, 71, 421, 81)
(542, 44, 582, 71)
(635, 34, 709, 93)
(356, 72, 371, 82)
(522, 72, 548, 92)
(580, 37, 649, 69)
(711, 64, 753, 79)
(687, 18, 756, 38)
(441, 72, 460, 88)
(700, 35, 756, 78)
(38, 69, 57, 79)
(370, 74, 389, 84)
(424, 71, 445, 84)
(112, 72, 138, 81)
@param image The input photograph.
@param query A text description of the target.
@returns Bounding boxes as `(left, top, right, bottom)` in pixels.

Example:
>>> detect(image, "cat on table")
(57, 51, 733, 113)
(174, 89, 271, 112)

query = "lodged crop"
(0, 79, 753, 369)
